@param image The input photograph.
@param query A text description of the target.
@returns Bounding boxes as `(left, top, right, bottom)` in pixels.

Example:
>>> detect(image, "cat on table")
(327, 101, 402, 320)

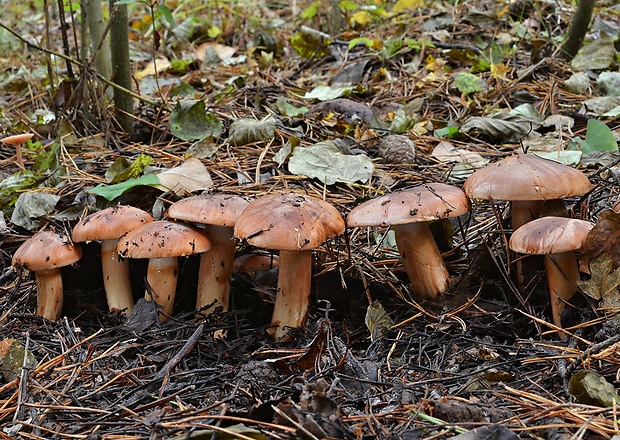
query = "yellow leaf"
(491, 62, 511, 81)
(135, 58, 171, 80)
(393, 0, 425, 13)
(350, 10, 372, 27)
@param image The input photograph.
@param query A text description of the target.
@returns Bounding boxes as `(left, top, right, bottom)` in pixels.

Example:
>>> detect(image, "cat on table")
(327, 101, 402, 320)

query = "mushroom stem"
(15, 145, 24, 169)
(35, 268, 64, 320)
(511, 200, 544, 230)
(270, 250, 312, 341)
(544, 251, 579, 336)
(393, 222, 449, 299)
(145, 257, 178, 322)
(101, 239, 134, 314)
(196, 225, 235, 315)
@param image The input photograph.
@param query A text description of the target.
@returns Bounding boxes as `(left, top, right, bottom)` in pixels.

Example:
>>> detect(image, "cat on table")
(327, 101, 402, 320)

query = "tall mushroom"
(463, 153, 591, 229)
(117, 221, 211, 321)
(347, 183, 470, 300)
(2, 133, 34, 169)
(12, 230, 82, 320)
(167, 194, 249, 316)
(72, 205, 154, 315)
(234, 193, 345, 341)
(509, 216, 594, 335)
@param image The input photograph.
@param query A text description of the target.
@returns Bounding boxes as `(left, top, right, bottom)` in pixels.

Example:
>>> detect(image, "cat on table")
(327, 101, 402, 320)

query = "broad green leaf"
(569, 370, 620, 407)
(158, 4, 175, 28)
(288, 140, 374, 185)
(582, 119, 618, 153)
(301, 1, 319, 19)
(273, 99, 308, 117)
(170, 100, 223, 141)
(452, 72, 485, 95)
(434, 126, 460, 139)
(87, 174, 161, 201)
(105, 154, 154, 183)
(348, 37, 376, 50)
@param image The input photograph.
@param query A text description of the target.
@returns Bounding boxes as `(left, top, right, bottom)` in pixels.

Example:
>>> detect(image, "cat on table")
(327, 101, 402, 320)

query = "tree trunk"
(109, 0, 134, 135)
(561, 0, 596, 61)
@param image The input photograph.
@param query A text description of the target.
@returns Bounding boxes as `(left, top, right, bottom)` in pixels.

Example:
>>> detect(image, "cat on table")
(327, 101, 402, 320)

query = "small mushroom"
(12, 230, 82, 320)
(235, 193, 345, 340)
(2, 133, 34, 169)
(463, 153, 591, 229)
(167, 194, 249, 316)
(509, 216, 594, 335)
(117, 221, 211, 321)
(347, 183, 470, 300)
(72, 206, 154, 315)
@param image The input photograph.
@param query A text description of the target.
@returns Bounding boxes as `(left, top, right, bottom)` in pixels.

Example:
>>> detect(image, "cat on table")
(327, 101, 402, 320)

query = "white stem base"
(36, 268, 63, 320)
(101, 239, 134, 315)
(270, 250, 312, 341)
(145, 257, 178, 322)
(394, 222, 449, 300)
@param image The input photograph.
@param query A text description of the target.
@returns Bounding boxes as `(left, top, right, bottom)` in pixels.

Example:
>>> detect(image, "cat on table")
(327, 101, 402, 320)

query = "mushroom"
(167, 194, 249, 316)
(346, 183, 471, 300)
(2, 133, 34, 169)
(463, 153, 591, 229)
(72, 205, 154, 315)
(12, 230, 82, 320)
(117, 221, 211, 321)
(509, 216, 594, 334)
(234, 193, 345, 340)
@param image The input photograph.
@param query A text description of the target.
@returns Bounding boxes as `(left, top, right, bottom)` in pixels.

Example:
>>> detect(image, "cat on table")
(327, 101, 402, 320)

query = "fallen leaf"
(288, 140, 374, 185)
(578, 255, 620, 304)
(156, 158, 213, 196)
(579, 210, 620, 274)
(228, 116, 275, 146)
(11, 192, 60, 230)
(569, 370, 620, 407)
(365, 300, 393, 342)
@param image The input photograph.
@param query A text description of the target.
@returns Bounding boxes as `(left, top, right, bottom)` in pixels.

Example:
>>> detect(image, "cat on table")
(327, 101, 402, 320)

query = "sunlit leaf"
(290, 26, 330, 59)
(105, 154, 154, 183)
(452, 72, 485, 95)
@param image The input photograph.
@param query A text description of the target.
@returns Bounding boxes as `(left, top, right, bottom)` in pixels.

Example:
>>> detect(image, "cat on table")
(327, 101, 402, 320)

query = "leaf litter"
(0, 0, 619, 438)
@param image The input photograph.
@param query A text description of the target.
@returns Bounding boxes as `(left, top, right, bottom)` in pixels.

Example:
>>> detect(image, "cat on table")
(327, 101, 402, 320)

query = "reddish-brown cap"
(509, 217, 594, 255)
(463, 153, 591, 201)
(117, 220, 211, 259)
(2, 133, 34, 145)
(234, 253, 280, 273)
(346, 183, 470, 228)
(167, 194, 249, 227)
(234, 193, 345, 251)
(13, 230, 82, 271)
(72, 206, 154, 242)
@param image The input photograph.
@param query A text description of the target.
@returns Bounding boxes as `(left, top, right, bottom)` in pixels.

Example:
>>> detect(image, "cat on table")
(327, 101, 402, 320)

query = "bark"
(109, 0, 134, 135)
(561, 0, 596, 61)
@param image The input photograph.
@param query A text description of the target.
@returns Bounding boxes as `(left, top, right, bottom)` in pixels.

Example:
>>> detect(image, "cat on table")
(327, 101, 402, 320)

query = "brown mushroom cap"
(509, 217, 594, 255)
(346, 183, 471, 228)
(235, 193, 345, 251)
(2, 133, 34, 145)
(167, 194, 249, 227)
(463, 153, 591, 201)
(13, 230, 82, 271)
(118, 221, 212, 259)
(72, 205, 154, 242)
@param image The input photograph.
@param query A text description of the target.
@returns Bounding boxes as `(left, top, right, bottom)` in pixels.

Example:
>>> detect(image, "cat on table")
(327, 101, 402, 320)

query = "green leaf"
(452, 72, 485, 95)
(114, 0, 137, 5)
(304, 85, 350, 101)
(87, 174, 161, 201)
(582, 119, 618, 153)
(273, 99, 308, 117)
(169, 100, 223, 141)
(291, 26, 330, 59)
(158, 4, 175, 28)
(301, 1, 319, 19)
(434, 126, 460, 139)
(348, 37, 375, 50)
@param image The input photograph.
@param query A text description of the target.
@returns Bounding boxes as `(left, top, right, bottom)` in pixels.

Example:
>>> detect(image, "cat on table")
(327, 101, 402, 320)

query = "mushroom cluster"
(9, 151, 594, 340)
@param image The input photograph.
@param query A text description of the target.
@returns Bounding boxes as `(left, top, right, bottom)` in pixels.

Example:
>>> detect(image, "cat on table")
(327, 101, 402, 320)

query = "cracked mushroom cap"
(346, 183, 471, 228)
(117, 221, 212, 259)
(234, 193, 345, 251)
(167, 194, 249, 227)
(463, 153, 591, 201)
(12, 230, 82, 271)
(72, 205, 154, 242)
(509, 217, 594, 255)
